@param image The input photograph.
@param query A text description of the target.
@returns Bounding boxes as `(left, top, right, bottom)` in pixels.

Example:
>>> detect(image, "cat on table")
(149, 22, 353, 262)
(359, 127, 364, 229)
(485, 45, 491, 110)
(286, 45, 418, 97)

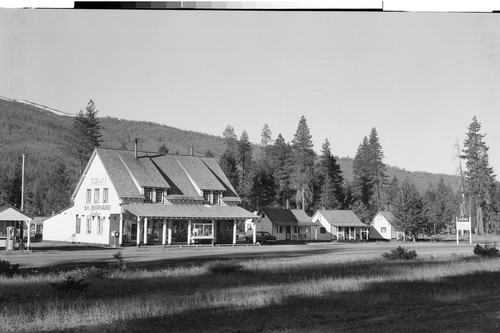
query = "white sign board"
(456, 217, 472, 244)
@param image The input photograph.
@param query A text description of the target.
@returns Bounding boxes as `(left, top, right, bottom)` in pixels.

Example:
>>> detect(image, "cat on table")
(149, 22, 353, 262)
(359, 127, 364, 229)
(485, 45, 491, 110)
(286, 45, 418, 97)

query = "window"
(86, 217, 92, 234)
(144, 187, 152, 203)
(381, 227, 387, 233)
(75, 216, 81, 234)
(156, 189, 163, 203)
(94, 189, 100, 203)
(278, 225, 283, 233)
(192, 223, 213, 237)
(213, 191, 219, 205)
(103, 188, 108, 203)
(86, 189, 91, 204)
(203, 190, 211, 204)
(97, 217, 104, 235)
(294, 226, 299, 233)
(320, 227, 326, 234)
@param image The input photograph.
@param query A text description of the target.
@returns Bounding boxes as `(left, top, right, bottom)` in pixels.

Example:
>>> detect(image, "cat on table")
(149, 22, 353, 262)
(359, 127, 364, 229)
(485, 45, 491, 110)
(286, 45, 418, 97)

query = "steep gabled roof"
(379, 211, 395, 223)
(80, 148, 240, 202)
(0, 202, 31, 221)
(261, 208, 312, 226)
(315, 210, 366, 227)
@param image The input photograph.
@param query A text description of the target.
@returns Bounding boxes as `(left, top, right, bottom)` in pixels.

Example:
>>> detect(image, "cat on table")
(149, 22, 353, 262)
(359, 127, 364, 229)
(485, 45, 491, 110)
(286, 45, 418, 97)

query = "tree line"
(1, 98, 498, 237)
(218, 115, 499, 237)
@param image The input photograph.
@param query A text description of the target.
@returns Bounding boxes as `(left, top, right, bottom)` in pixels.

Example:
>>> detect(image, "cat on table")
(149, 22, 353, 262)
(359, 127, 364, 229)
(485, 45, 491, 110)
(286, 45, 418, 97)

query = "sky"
(0, 6, 499, 176)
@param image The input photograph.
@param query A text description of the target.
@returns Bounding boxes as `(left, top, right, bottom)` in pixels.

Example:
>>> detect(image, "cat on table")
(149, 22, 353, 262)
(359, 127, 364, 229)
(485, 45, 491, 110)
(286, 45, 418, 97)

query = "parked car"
(245, 231, 277, 244)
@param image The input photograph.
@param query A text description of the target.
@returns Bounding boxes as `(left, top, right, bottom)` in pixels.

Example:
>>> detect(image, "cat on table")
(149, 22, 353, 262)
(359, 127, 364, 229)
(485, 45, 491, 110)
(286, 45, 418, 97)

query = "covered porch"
(120, 204, 258, 246)
(335, 224, 369, 241)
(0, 202, 33, 250)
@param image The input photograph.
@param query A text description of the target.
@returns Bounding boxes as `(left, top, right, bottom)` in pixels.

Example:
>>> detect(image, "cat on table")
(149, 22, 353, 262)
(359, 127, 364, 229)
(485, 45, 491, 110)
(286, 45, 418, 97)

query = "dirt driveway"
(1, 242, 476, 269)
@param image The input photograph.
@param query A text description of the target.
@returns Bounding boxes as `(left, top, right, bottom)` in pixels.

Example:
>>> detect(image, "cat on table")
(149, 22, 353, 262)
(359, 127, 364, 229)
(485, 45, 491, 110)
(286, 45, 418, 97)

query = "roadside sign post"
(456, 216, 472, 245)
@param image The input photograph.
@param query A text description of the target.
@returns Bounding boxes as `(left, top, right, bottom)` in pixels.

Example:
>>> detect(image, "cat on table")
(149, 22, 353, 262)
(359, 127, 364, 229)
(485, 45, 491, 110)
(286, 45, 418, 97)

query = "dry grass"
(1, 251, 500, 332)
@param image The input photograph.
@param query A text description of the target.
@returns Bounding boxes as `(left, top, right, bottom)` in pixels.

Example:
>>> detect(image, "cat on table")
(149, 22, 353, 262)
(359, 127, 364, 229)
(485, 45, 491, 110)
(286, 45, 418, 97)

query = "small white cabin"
(369, 211, 403, 240)
(312, 210, 368, 241)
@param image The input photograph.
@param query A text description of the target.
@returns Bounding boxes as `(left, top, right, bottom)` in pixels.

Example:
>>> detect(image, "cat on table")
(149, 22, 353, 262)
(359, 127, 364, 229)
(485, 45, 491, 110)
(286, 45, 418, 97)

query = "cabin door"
(286, 226, 291, 240)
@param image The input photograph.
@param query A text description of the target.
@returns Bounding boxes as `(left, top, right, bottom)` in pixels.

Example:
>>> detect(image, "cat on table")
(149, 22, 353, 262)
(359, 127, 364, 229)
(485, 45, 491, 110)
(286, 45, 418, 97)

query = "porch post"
(233, 219, 237, 245)
(187, 218, 192, 245)
(119, 214, 123, 246)
(349, 227, 352, 240)
(336, 227, 340, 240)
(212, 218, 217, 244)
(26, 219, 31, 251)
(252, 220, 256, 244)
(168, 219, 172, 245)
(136, 217, 141, 247)
(143, 217, 148, 245)
(162, 218, 167, 246)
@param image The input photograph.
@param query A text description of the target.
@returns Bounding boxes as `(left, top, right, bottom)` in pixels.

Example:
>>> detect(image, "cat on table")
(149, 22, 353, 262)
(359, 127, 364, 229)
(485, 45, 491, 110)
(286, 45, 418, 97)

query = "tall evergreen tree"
(4, 161, 22, 208)
(352, 137, 373, 211)
(318, 139, 344, 209)
(237, 130, 253, 189)
(64, 99, 102, 175)
(392, 178, 427, 240)
(423, 178, 457, 235)
(44, 160, 71, 214)
(461, 116, 497, 235)
(384, 176, 400, 211)
(368, 128, 388, 210)
(269, 134, 294, 208)
(219, 125, 239, 191)
(290, 116, 316, 211)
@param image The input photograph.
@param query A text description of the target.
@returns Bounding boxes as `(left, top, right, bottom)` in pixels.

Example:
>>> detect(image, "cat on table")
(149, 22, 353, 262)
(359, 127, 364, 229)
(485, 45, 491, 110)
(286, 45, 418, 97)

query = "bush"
(0, 260, 19, 277)
(49, 276, 90, 293)
(473, 244, 500, 257)
(109, 252, 126, 271)
(206, 259, 243, 275)
(381, 246, 418, 260)
(60, 266, 107, 281)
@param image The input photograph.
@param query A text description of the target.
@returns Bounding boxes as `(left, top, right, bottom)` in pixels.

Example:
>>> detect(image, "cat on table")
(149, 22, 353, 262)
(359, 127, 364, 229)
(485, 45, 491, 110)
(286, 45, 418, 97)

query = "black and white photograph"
(1, 1, 500, 332)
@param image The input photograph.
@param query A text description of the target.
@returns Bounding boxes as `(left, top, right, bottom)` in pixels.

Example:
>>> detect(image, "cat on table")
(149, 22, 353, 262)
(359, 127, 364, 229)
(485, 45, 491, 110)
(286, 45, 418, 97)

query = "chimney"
(135, 138, 138, 159)
(190, 146, 194, 156)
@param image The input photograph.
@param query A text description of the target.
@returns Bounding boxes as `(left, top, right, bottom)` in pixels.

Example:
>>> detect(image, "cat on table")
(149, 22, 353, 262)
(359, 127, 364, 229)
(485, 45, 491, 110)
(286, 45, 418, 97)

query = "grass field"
(1, 246, 500, 332)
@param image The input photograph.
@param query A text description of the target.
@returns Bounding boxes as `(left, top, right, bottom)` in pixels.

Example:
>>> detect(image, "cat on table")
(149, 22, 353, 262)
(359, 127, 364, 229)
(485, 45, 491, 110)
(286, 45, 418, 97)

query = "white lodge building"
(44, 148, 257, 246)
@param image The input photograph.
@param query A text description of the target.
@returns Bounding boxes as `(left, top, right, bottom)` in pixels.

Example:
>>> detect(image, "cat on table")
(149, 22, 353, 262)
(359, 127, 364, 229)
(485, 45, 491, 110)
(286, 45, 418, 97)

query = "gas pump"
(6, 226, 15, 251)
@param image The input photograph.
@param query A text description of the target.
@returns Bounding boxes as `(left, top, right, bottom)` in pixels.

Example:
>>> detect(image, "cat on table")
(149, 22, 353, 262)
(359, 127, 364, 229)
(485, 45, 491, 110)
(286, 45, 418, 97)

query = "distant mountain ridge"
(0, 96, 461, 195)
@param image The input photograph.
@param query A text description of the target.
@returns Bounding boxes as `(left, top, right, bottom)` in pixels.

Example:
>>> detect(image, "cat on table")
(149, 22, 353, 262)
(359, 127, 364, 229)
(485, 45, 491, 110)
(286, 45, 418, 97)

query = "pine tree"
(352, 136, 373, 210)
(219, 125, 239, 191)
(290, 116, 316, 211)
(237, 130, 253, 189)
(269, 134, 294, 208)
(158, 144, 169, 155)
(392, 178, 427, 240)
(384, 176, 400, 211)
(318, 139, 344, 209)
(64, 100, 102, 175)
(368, 128, 388, 210)
(423, 178, 458, 235)
(44, 160, 71, 214)
(461, 116, 497, 235)
(4, 162, 22, 208)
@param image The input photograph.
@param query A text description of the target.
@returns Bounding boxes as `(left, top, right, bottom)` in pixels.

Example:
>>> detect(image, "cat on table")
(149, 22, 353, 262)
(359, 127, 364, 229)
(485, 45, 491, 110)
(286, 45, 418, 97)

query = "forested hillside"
(0, 97, 462, 217)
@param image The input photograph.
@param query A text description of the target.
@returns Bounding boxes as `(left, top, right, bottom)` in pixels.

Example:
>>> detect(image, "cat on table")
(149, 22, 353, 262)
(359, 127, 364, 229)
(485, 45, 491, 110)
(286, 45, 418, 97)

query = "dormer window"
(144, 187, 152, 203)
(156, 189, 164, 203)
(203, 190, 210, 204)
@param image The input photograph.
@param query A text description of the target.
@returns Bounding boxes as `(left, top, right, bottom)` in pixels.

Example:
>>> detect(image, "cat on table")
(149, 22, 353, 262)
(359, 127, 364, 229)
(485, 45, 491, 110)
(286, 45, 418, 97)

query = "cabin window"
(86, 189, 91, 204)
(378, 215, 382, 220)
(213, 191, 219, 205)
(144, 188, 152, 203)
(75, 216, 81, 234)
(97, 217, 104, 235)
(294, 226, 299, 233)
(103, 188, 108, 203)
(86, 217, 92, 234)
(203, 190, 211, 204)
(192, 223, 213, 237)
(320, 227, 326, 234)
(381, 227, 387, 233)
(156, 189, 164, 203)
(94, 189, 100, 203)
(278, 225, 283, 233)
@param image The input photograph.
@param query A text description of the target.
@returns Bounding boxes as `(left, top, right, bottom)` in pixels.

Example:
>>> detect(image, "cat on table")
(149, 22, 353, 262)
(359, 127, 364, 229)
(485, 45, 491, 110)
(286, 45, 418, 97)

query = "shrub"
(473, 244, 500, 257)
(60, 266, 107, 281)
(206, 259, 243, 275)
(381, 246, 418, 260)
(0, 260, 20, 277)
(109, 252, 126, 270)
(49, 276, 90, 293)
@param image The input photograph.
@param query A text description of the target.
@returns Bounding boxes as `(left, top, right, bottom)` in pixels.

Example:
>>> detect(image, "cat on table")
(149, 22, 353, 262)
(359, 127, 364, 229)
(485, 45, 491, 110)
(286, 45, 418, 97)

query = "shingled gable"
(315, 210, 366, 227)
(261, 208, 313, 226)
(76, 147, 240, 203)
